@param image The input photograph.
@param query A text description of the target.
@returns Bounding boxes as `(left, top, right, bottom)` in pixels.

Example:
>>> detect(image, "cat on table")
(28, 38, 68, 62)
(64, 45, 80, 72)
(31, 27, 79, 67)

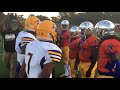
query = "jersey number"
(27, 53, 33, 74)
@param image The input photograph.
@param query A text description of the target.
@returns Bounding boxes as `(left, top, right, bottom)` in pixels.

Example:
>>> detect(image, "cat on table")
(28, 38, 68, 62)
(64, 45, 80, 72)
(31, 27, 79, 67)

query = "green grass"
(0, 35, 9, 78)
(115, 32, 120, 38)
(54, 61, 65, 78)
(0, 55, 9, 78)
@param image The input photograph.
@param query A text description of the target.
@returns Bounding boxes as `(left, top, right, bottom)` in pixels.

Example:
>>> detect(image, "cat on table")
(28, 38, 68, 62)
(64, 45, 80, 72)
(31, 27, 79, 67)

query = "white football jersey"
(25, 40, 62, 78)
(15, 31, 37, 65)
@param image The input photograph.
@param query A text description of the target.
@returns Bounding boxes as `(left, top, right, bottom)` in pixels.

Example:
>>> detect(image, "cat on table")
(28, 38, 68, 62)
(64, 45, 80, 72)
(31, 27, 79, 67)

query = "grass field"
(0, 32, 120, 78)
(0, 55, 9, 78)
(0, 35, 10, 78)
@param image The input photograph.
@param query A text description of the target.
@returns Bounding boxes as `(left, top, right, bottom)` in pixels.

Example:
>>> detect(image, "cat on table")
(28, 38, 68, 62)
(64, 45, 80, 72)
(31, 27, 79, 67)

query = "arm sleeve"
(21, 34, 37, 47)
(47, 50, 62, 63)
(15, 33, 21, 54)
(43, 50, 54, 65)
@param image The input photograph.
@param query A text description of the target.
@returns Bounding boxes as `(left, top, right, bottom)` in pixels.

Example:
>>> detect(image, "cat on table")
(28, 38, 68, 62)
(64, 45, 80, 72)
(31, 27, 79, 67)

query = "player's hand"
(86, 69, 91, 77)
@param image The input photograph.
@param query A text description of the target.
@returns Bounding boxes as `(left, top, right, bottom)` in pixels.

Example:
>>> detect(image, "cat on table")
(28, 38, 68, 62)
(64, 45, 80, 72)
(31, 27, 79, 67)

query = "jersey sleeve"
(47, 50, 62, 63)
(21, 36, 36, 47)
(39, 49, 54, 66)
(15, 33, 22, 54)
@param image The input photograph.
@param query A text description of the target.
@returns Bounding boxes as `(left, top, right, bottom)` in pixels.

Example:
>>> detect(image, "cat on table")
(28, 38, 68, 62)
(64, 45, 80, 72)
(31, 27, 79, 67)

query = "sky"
(4, 12, 59, 19)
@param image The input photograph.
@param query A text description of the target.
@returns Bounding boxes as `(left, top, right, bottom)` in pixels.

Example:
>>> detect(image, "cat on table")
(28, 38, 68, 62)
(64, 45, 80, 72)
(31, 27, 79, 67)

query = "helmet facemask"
(61, 24, 69, 30)
(81, 29, 86, 35)
(61, 20, 69, 30)
(85, 29, 93, 35)
(70, 26, 80, 37)
(104, 29, 115, 36)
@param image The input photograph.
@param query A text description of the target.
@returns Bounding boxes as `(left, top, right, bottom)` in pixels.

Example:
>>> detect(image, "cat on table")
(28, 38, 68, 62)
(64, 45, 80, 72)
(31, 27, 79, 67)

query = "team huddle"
(1, 14, 120, 78)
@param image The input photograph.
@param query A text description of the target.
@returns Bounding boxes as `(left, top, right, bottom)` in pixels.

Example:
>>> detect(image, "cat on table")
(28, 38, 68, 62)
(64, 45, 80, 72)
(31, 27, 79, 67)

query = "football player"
(95, 20, 120, 78)
(59, 20, 71, 77)
(78, 21, 99, 78)
(25, 20, 62, 78)
(15, 16, 40, 78)
(69, 26, 81, 78)
(70, 26, 80, 43)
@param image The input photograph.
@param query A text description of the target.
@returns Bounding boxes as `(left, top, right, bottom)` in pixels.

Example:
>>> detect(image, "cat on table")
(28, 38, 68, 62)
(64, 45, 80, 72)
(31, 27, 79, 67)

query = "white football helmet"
(61, 20, 69, 30)
(70, 26, 80, 36)
(79, 21, 94, 35)
(79, 21, 94, 30)
(95, 20, 115, 36)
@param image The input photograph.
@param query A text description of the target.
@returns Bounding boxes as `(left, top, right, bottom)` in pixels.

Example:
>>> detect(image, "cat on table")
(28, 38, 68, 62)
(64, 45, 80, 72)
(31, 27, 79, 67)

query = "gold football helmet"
(25, 16, 40, 32)
(36, 20, 57, 43)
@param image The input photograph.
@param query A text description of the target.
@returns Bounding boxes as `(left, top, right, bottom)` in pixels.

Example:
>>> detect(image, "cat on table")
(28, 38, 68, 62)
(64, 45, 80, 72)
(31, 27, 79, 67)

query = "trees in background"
(1, 12, 120, 27)
(36, 15, 50, 21)
(0, 12, 5, 23)
(58, 12, 120, 25)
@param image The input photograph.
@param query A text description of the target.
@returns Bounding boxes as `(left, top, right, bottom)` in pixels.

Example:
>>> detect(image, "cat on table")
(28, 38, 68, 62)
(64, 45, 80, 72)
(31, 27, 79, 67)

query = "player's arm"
(56, 36, 61, 47)
(17, 44, 27, 78)
(40, 62, 55, 78)
(19, 60, 27, 78)
(21, 45, 27, 54)
(74, 39, 81, 71)
(15, 35, 21, 54)
(40, 49, 62, 78)
(15, 14, 24, 31)
(17, 42, 28, 78)
(0, 15, 9, 33)
(86, 46, 99, 77)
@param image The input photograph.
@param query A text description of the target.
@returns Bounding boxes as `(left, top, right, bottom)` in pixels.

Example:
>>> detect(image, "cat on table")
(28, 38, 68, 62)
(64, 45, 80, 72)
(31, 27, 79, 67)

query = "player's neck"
(38, 39, 53, 43)
(27, 31, 36, 36)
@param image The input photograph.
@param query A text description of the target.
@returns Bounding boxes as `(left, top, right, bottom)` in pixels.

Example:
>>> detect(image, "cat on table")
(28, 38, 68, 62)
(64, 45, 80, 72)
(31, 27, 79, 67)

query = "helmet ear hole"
(49, 33, 55, 42)
(48, 33, 53, 38)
